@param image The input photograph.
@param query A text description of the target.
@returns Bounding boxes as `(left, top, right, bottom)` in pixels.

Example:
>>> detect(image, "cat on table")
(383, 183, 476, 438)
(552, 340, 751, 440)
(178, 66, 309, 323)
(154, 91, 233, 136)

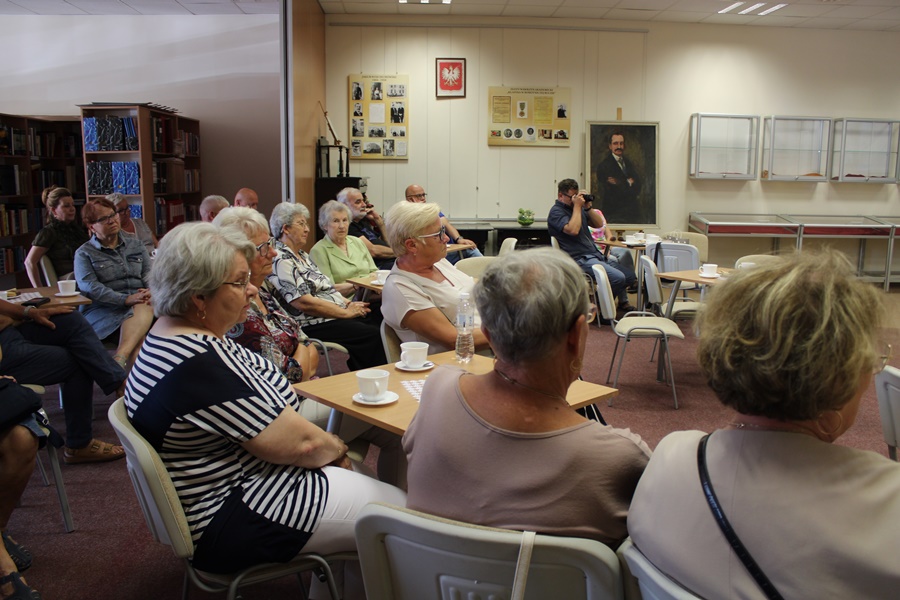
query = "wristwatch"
(22, 306, 33, 320)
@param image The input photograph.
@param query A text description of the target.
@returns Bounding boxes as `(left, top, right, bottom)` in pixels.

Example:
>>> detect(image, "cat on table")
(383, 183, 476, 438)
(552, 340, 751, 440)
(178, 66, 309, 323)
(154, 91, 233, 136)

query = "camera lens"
(583, 194, 595, 203)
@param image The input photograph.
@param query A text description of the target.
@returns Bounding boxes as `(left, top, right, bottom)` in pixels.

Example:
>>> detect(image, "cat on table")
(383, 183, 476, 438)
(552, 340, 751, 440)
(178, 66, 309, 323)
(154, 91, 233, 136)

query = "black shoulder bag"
(698, 434, 784, 600)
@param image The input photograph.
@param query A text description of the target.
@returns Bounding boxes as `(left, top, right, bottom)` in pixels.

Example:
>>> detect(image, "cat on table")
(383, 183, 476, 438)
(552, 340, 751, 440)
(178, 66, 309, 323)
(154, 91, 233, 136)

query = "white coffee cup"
(645, 234, 660, 245)
(634, 232, 645, 241)
(374, 270, 391, 285)
(400, 341, 428, 369)
(701, 263, 718, 276)
(738, 262, 757, 270)
(58, 280, 77, 295)
(356, 369, 390, 402)
(625, 235, 636, 244)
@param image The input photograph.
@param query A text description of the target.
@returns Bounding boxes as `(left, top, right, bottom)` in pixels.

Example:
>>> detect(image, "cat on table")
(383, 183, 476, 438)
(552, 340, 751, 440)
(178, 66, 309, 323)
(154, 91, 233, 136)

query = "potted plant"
(517, 208, 535, 227)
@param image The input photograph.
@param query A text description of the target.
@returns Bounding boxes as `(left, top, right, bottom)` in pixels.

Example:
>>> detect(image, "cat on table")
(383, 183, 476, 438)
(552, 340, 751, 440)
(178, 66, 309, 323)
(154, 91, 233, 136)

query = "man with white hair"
(199, 194, 229, 223)
(337, 187, 395, 269)
(404, 184, 482, 265)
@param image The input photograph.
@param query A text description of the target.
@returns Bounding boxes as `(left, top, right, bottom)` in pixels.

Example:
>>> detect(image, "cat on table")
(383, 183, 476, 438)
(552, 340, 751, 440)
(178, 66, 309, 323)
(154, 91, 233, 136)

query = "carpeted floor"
(9, 290, 899, 600)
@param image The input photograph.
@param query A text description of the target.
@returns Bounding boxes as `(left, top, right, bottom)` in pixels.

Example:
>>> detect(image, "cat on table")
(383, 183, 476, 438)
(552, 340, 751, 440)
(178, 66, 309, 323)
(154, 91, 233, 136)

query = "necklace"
(493, 368, 566, 403)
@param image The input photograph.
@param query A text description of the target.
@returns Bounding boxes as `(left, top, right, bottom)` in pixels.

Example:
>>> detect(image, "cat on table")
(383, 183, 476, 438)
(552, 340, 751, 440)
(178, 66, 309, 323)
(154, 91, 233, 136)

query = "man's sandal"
(63, 439, 125, 464)
(0, 572, 41, 600)
(0, 533, 31, 572)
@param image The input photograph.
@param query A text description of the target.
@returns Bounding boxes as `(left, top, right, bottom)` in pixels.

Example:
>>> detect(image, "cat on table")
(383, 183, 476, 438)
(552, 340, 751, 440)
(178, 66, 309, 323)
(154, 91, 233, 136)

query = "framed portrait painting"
(585, 121, 659, 228)
(436, 58, 466, 98)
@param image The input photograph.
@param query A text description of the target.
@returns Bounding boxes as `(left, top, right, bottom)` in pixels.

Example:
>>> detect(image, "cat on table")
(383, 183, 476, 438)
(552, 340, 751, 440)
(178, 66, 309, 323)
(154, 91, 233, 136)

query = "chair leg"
(605, 338, 621, 384)
(890, 445, 897, 461)
(36, 454, 50, 487)
(661, 338, 678, 410)
(46, 444, 75, 532)
(613, 340, 629, 391)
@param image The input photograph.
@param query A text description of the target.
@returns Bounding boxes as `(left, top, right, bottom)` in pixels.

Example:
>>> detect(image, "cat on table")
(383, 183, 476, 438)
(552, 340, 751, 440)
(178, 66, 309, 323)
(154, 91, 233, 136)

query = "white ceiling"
(1, 0, 900, 31)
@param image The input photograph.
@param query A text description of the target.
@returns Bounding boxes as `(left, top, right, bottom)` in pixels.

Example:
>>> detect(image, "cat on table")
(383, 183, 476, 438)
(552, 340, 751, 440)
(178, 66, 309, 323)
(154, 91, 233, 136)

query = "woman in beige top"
(403, 247, 650, 546)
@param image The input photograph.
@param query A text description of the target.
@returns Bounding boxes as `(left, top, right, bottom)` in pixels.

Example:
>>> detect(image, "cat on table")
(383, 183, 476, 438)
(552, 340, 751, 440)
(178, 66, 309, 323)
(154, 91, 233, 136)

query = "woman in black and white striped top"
(125, 222, 406, 583)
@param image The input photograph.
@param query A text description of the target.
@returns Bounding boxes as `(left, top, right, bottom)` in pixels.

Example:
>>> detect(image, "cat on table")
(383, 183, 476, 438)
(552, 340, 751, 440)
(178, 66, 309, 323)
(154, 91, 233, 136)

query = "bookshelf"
(79, 103, 202, 238)
(0, 112, 85, 287)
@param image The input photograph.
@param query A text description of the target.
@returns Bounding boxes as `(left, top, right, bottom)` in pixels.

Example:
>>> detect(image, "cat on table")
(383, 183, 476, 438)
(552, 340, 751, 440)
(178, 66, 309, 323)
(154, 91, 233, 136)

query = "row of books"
(0, 126, 28, 156)
(0, 205, 38, 237)
(177, 129, 201, 156)
(152, 116, 172, 153)
(30, 128, 81, 159)
(0, 164, 29, 196)
(0, 246, 25, 275)
(155, 197, 185, 235)
(37, 166, 84, 194)
(83, 116, 139, 152)
(86, 161, 140, 196)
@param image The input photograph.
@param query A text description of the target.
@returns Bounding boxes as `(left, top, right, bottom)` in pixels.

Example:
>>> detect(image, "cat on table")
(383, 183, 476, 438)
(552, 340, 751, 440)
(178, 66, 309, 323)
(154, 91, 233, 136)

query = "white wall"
(325, 15, 900, 265)
(0, 15, 282, 213)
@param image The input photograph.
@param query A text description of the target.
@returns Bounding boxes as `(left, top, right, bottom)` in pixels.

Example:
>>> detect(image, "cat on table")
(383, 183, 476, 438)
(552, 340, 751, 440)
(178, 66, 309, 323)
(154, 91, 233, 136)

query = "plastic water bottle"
(455, 291, 475, 364)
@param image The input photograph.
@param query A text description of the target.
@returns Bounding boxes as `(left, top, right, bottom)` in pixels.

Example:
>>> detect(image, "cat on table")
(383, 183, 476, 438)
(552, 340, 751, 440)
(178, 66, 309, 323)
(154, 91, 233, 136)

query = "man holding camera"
(548, 178, 636, 312)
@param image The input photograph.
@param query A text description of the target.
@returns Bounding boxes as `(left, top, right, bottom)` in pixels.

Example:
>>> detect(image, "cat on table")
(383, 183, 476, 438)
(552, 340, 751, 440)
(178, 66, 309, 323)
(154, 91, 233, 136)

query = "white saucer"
(699, 272, 721, 279)
(394, 361, 435, 372)
(55, 291, 81, 297)
(352, 391, 399, 406)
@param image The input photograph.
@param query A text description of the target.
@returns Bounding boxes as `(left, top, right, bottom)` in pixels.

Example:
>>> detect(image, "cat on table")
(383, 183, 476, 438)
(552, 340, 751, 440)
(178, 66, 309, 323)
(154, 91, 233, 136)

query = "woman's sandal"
(0, 533, 30, 572)
(0, 572, 41, 600)
(62, 439, 125, 465)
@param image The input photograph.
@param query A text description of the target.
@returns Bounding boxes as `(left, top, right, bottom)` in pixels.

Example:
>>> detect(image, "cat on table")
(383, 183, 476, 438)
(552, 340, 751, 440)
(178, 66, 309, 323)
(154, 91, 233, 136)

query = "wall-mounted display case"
(761, 116, 831, 182)
(830, 118, 900, 183)
(689, 113, 759, 180)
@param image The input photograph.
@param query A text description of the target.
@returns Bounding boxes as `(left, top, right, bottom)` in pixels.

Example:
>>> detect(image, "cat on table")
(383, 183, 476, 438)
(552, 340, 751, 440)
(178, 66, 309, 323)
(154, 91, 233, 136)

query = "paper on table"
(401, 379, 427, 402)
(5, 292, 41, 303)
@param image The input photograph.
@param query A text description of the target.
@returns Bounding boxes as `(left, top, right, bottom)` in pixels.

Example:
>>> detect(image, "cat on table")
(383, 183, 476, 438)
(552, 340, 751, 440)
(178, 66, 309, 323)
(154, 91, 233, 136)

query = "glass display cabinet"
(830, 119, 900, 183)
(689, 113, 759, 180)
(761, 116, 831, 182)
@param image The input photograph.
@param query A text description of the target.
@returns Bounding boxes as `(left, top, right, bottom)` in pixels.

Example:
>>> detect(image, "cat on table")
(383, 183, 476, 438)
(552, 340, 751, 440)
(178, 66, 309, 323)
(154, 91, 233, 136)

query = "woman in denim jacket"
(74, 198, 153, 371)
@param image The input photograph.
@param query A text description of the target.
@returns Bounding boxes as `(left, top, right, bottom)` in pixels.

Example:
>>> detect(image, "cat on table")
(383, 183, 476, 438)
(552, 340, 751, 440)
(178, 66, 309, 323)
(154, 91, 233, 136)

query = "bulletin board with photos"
(348, 74, 409, 160)
(487, 86, 572, 147)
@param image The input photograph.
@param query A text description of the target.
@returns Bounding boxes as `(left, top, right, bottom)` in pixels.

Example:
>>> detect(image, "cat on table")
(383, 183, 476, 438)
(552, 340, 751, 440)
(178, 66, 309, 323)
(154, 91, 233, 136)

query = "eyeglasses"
(115, 206, 130, 216)
(223, 273, 252, 290)
(877, 344, 893, 373)
(255, 237, 276, 257)
(406, 193, 427, 200)
(417, 225, 446, 240)
(92, 212, 119, 226)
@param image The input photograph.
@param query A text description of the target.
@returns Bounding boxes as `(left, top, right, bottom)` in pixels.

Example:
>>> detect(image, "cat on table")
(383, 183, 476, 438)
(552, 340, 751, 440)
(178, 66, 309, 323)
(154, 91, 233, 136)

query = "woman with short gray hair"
(267, 202, 385, 370)
(129, 222, 406, 596)
(403, 247, 650, 546)
(310, 200, 377, 298)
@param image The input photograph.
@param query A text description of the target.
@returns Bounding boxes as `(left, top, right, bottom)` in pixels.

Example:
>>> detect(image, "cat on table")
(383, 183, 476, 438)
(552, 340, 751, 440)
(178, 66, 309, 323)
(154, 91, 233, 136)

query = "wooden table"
(293, 351, 618, 436)
(12, 286, 91, 307)
(657, 268, 732, 318)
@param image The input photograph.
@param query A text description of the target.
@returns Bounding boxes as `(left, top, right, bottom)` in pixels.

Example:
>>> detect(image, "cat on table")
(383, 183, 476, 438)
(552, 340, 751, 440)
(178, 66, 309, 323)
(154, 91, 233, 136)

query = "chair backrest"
(591, 265, 618, 321)
(550, 236, 560, 250)
(355, 503, 624, 600)
(734, 254, 780, 269)
(380, 320, 403, 364)
(665, 231, 708, 262)
(107, 398, 195, 559)
(498, 237, 517, 256)
(454, 256, 495, 278)
(875, 365, 900, 459)
(39, 254, 58, 286)
(647, 242, 699, 274)
(639, 255, 665, 307)
(618, 538, 702, 600)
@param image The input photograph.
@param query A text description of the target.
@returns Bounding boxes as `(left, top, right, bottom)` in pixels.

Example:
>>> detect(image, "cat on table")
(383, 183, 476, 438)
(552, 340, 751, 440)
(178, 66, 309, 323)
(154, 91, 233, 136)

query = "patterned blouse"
(225, 285, 309, 383)
(266, 240, 346, 328)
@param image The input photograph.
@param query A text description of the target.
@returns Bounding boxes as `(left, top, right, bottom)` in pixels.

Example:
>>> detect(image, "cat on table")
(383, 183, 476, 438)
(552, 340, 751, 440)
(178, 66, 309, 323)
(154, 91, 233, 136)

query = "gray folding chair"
(876, 365, 900, 461)
(355, 502, 624, 600)
(618, 538, 703, 600)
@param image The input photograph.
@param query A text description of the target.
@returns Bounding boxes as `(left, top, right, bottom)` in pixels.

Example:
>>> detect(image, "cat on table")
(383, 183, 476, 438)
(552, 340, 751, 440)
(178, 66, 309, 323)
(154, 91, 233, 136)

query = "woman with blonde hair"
(628, 249, 900, 598)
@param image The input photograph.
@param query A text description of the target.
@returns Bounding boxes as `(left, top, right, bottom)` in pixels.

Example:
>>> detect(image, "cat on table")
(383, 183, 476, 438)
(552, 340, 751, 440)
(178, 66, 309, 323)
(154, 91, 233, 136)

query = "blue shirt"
(74, 233, 151, 338)
(547, 199, 604, 261)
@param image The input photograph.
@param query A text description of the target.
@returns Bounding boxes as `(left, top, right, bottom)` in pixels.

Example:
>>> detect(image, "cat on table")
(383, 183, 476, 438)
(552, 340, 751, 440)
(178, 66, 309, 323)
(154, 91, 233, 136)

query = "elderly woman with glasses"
(628, 249, 900, 599)
(310, 200, 378, 299)
(381, 201, 490, 354)
(126, 222, 406, 595)
(25, 186, 89, 286)
(74, 198, 153, 369)
(403, 248, 650, 546)
(106, 193, 157, 256)
(267, 202, 385, 370)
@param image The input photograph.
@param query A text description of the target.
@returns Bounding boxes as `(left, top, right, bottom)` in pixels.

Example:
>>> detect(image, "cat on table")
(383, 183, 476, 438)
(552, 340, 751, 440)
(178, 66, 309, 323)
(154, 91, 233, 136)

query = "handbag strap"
(511, 531, 536, 600)
(698, 434, 784, 600)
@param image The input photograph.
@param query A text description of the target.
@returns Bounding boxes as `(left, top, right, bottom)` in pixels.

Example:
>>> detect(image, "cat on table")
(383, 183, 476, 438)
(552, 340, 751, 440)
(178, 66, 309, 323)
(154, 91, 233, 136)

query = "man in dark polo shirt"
(337, 187, 395, 269)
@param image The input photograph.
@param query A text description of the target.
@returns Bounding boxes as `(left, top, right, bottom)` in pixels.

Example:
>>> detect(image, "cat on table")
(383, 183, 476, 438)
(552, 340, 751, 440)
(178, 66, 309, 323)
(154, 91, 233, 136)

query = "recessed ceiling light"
(719, 2, 744, 14)
(739, 3, 766, 14)
(758, 3, 787, 15)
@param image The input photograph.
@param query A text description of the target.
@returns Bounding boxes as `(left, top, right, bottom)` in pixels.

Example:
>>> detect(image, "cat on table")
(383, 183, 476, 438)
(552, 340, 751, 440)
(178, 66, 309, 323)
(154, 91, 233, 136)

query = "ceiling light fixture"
(739, 3, 766, 14)
(758, 3, 787, 15)
(718, 2, 745, 14)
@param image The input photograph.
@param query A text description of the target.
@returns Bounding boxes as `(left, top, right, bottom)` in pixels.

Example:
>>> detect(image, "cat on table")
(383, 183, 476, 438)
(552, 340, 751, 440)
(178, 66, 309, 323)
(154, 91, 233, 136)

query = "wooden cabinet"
(689, 113, 759, 180)
(830, 118, 900, 183)
(0, 112, 84, 287)
(79, 103, 202, 237)
(761, 116, 831, 182)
